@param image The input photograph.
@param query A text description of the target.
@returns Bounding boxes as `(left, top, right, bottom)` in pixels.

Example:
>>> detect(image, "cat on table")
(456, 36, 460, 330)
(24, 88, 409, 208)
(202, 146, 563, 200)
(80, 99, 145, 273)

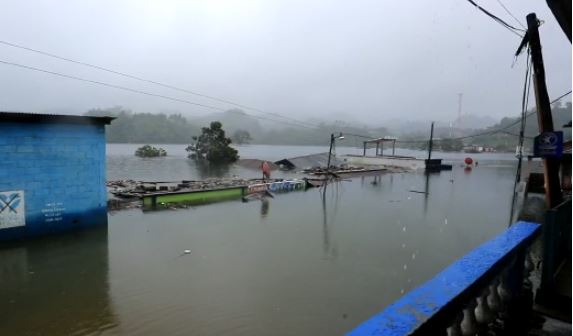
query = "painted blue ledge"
(347, 221, 540, 336)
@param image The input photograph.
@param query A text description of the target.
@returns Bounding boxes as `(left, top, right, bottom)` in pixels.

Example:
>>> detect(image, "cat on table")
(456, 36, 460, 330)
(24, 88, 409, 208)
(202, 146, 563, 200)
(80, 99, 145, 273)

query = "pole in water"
(427, 122, 435, 161)
(327, 133, 334, 170)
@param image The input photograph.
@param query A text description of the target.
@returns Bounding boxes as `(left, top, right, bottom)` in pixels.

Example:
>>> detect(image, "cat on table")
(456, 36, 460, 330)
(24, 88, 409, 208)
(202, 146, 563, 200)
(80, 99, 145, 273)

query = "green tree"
(186, 121, 239, 163)
(135, 145, 167, 157)
(231, 130, 252, 144)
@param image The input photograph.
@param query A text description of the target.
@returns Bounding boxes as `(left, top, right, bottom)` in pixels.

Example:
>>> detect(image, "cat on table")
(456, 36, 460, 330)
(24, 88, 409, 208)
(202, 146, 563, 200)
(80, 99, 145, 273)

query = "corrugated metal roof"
(0, 111, 114, 125)
(275, 152, 341, 170)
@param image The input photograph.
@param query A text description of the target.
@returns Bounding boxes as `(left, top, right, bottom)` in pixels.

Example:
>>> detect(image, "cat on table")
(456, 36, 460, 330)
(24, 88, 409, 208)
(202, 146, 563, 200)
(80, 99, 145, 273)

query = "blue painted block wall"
(0, 122, 107, 240)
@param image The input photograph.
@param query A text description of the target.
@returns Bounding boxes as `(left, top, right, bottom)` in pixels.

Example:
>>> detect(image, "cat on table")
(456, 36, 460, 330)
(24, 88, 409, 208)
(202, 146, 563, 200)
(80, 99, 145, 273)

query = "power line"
(510, 54, 532, 224)
(0, 59, 321, 130)
(495, 0, 526, 29)
(0, 39, 322, 129)
(465, 0, 525, 37)
(392, 89, 571, 144)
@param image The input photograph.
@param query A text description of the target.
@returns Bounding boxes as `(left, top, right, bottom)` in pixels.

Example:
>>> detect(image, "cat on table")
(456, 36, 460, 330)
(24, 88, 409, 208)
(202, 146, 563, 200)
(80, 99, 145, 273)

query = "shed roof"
(0, 112, 114, 125)
(275, 152, 341, 170)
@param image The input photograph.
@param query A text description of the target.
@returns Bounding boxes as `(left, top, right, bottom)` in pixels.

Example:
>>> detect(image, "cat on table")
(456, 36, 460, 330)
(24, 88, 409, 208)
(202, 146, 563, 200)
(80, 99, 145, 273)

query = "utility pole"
(527, 13, 563, 208)
(427, 122, 434, 161)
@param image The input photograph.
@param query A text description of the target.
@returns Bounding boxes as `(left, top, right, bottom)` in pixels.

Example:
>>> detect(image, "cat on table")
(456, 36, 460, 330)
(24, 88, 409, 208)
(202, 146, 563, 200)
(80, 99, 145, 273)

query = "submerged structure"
(108, 178, 309, 210)
(0, 112, 113, 241)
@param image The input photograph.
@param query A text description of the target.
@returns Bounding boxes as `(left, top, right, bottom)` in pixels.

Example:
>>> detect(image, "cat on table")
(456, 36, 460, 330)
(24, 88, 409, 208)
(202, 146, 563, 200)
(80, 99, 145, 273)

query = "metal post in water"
(428, 122, 435, 161)
(327, 133, 334, 170)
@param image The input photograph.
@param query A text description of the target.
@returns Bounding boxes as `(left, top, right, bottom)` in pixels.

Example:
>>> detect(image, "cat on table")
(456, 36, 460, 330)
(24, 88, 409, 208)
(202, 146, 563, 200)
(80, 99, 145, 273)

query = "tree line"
(85, 103, 571, 151)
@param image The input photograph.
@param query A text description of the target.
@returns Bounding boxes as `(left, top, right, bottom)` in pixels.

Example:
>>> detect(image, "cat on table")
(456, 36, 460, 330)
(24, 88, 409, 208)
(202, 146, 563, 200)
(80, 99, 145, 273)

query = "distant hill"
(85, 107, 200, 144)
(83, 103, 571, 149)
(453, 114, 497, 130)
(190, 109, 264, 135)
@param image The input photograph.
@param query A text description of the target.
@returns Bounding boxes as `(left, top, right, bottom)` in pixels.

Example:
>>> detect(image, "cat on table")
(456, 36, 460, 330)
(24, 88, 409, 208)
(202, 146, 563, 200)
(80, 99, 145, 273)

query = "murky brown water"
(0, 145, 518, 335)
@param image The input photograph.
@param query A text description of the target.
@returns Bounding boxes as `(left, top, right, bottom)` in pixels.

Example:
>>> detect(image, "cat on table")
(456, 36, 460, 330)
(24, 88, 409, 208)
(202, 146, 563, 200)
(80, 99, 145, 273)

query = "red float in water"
(464, 157, 473, 165)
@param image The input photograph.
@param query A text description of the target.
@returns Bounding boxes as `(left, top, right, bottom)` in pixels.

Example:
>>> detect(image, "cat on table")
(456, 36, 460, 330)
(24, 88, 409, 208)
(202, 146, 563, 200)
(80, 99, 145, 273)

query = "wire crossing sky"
(0, 0, 570, 125)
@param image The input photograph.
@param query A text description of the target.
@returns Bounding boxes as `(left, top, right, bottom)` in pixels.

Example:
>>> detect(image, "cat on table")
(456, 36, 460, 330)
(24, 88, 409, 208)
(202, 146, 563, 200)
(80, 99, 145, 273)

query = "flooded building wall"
(0, 113, 112, 240)
(0, 227, 115, 335)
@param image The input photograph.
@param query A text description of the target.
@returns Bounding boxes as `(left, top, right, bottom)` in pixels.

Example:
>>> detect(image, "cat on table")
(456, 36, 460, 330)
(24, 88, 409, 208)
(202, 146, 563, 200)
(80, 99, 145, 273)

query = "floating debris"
(107, 177, 309, 211)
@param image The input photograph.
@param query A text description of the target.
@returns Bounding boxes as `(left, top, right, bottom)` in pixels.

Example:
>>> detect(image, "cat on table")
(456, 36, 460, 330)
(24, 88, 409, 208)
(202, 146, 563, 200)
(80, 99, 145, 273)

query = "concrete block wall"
(0, 122, 107, 240)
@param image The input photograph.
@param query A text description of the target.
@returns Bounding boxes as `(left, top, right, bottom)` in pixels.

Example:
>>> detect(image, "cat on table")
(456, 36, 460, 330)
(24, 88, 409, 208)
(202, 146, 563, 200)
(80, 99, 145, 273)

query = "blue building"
(0, 112, 113, 241)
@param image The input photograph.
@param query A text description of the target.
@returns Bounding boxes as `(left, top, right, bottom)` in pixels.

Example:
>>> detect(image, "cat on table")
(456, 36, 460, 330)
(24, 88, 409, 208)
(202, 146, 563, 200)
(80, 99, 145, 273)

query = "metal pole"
(527, 13, 563, 208)
(363, 142, 367, 156)
(392, 139, 396, 155)
(427, 122, 434, 161)
(376, 142, 379, 156)
(327, 133, 334, 170)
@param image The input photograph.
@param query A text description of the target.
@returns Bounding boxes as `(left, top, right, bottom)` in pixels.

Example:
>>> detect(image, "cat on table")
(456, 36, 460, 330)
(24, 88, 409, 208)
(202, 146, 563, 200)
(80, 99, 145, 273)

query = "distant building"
(0, 112, 113, 240)
(463, 145, 496, 153)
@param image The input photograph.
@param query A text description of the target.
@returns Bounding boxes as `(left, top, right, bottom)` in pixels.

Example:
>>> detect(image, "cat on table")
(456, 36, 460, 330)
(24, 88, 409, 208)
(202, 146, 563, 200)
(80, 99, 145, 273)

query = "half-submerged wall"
(0, 112, 113, 241)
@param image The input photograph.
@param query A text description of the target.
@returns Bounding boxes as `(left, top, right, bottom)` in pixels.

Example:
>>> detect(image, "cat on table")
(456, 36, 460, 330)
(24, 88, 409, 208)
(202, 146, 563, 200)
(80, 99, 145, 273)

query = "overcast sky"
(0, 0, 570, 125)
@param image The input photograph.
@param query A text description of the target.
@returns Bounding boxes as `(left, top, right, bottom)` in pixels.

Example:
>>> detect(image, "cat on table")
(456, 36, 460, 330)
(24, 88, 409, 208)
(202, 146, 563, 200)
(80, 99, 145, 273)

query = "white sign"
(0, 190, 26, 229)
(42, 202, 65, 223)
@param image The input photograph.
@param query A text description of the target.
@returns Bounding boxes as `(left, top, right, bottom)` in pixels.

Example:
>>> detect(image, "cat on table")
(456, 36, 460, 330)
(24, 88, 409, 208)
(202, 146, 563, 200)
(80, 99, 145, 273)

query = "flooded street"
(1, 144, 518, 335)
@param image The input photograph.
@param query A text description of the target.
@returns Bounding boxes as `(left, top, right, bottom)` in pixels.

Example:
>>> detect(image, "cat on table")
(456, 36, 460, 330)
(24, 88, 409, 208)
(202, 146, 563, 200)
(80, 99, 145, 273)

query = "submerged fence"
(347, 221, 541, 336)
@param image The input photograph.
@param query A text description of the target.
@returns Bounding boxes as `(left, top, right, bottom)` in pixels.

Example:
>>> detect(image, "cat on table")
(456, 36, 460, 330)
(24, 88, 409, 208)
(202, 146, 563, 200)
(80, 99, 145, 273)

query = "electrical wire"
(509, 52, 532, 225)
(465, 0, 525, 37)
(391, 89, 571, 145)
(0, 39, 323, 129)
(495, 0, 526, 29)
(0, 59, 321, 130)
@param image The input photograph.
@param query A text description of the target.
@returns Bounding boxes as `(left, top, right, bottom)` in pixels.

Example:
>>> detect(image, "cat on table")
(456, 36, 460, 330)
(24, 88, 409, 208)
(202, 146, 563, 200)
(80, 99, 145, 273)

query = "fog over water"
(0, 0, 570, 125)
(0, 144, 519, 335)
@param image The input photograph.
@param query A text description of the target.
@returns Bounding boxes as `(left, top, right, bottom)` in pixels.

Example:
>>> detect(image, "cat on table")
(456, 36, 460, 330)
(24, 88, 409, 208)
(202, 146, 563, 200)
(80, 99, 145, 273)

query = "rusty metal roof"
(275, 152, 341, 170)
(0, 111, 114, 125)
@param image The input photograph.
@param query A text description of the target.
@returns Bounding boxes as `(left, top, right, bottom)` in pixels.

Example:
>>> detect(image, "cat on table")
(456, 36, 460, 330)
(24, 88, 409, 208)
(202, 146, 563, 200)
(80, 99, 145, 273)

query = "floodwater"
(0, 144, 518, 335)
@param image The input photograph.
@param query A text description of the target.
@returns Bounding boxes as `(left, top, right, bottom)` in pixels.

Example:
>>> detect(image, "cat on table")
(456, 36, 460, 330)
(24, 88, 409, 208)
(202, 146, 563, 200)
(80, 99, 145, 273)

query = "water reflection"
(0, 227, 115, 336)
(320, 184, 339, 260)
(1, 146, 519, 336)
(193, 161, 233, 179)
(261, 198, 270, 218)
(424, 172, 431, 214)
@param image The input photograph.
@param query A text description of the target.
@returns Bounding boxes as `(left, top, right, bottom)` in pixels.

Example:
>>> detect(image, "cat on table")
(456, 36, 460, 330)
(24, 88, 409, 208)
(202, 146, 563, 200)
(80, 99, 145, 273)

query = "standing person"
(262, 161, 271, 181)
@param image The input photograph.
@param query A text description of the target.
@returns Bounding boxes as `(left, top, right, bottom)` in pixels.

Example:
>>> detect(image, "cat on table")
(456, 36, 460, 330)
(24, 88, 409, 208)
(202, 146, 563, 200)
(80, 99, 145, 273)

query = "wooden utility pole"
(527, 13, 563, 208)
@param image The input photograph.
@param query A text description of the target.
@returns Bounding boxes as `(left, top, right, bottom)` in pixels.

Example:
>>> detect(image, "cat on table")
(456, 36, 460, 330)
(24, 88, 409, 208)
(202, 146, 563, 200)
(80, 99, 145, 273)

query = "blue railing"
(347, 221, 540, 336)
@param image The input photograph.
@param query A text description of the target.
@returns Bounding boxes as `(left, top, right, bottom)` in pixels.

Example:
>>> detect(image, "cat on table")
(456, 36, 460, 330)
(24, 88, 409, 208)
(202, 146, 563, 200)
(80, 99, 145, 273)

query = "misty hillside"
(453, 114, 498, 130)
(190, 109, 264, 135)
(86, 103, 571, 151)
